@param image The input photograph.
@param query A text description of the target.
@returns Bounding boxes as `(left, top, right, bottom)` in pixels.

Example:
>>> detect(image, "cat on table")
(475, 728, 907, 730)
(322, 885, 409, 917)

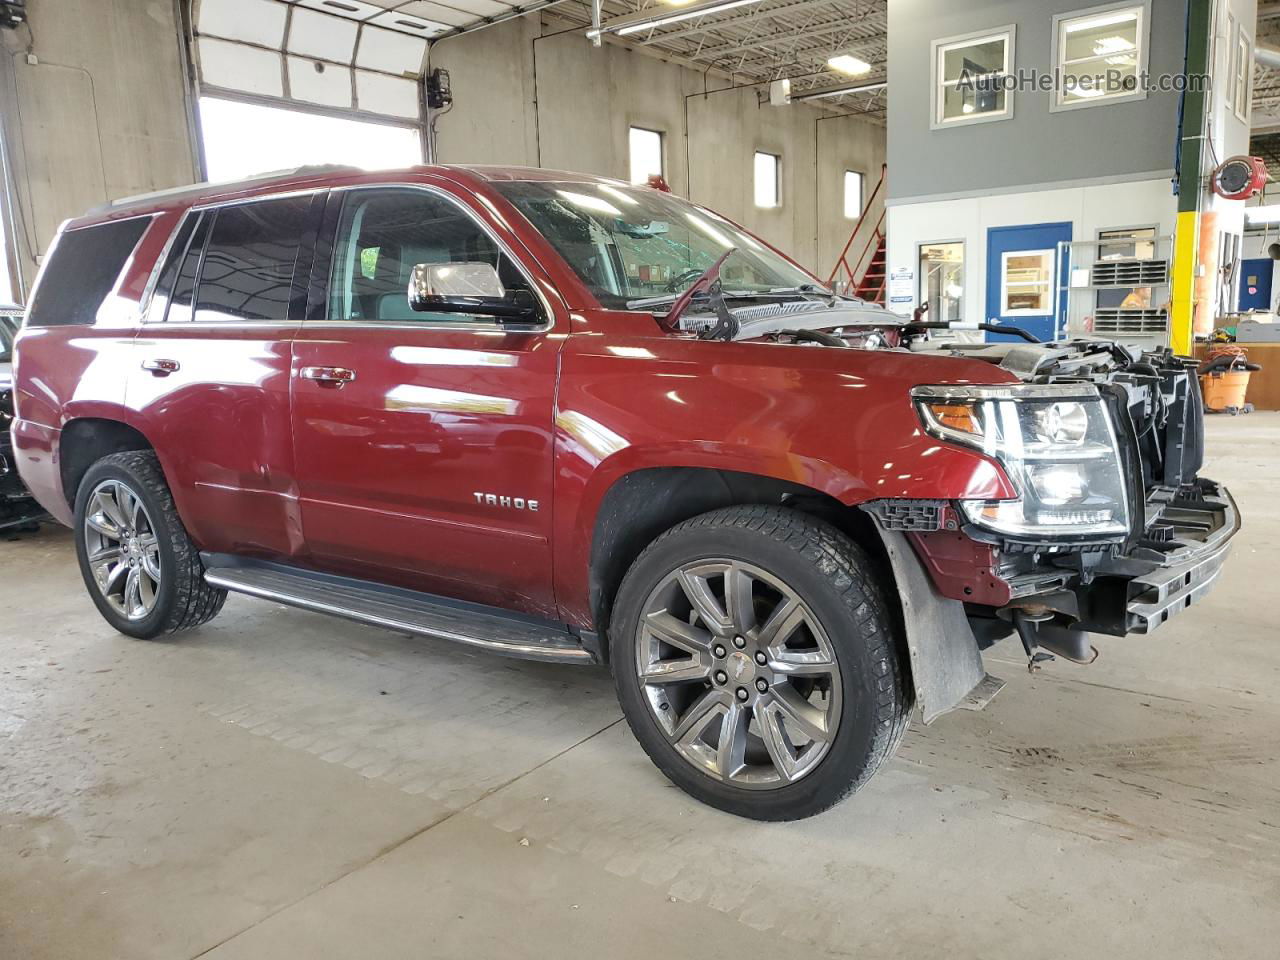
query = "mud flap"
(873, 527, 1002, 724)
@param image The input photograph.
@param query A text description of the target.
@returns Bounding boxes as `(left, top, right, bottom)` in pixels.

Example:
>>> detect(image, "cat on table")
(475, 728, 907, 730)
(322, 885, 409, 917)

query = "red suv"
(11, 165, 1238, 820)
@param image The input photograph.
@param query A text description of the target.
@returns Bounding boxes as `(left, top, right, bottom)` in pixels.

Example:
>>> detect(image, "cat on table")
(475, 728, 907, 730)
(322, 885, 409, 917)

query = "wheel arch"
(587, 466, 899, 663)
(59, 417, 155, 508)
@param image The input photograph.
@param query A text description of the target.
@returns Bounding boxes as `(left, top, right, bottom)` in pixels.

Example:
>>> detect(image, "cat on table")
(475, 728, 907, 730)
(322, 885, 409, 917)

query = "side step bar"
(201, 555, 596, 665)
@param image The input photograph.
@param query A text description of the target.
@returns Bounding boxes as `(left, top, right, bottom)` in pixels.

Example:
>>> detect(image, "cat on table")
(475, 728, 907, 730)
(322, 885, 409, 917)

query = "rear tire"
(73, 451, 226, 639)
(611, 505, 910, 821)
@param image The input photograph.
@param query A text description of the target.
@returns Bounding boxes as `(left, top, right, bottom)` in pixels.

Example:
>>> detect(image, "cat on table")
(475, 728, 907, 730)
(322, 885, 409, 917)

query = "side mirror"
(408, 262, 538, 322)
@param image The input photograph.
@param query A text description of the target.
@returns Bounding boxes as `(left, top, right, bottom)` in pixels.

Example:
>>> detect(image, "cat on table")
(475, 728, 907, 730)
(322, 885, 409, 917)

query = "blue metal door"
(985, 222, 1072, 342)
(1238, 257, 1273, 312)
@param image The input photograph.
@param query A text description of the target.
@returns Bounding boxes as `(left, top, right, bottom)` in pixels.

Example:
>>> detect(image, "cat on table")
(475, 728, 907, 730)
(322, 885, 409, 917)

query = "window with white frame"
(1095, 226, 1156, 313)
(1052, 4, 1148, 109)
(932, 26, 1014, 127)
(1235, 29, 1252, 122)
(1225, 12, 1237, 113)
(754, 151, 780, 208)
(918, 242, 964, 322)
(1001, 249, 1055, 315)
(843, 170, 864, 219)
(628, 126, 664, 185)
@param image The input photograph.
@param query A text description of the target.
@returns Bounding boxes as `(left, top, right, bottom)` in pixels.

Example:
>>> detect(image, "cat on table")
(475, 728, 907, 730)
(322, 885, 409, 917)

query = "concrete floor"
(2, 415, 1278, 960)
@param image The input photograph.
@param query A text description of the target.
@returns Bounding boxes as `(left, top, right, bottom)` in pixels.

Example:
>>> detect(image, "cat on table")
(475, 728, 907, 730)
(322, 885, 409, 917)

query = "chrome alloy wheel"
(83, 479, 162, 622)
(635, 559, 843, 788)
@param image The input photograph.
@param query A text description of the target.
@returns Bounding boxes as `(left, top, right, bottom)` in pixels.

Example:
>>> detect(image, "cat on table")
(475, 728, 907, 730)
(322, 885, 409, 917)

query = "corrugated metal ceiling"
(572, 0, 886, 118)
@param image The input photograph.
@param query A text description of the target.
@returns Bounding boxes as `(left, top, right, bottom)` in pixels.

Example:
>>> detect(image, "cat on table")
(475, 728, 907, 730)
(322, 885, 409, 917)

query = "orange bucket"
(1200, 370, 1250, 412)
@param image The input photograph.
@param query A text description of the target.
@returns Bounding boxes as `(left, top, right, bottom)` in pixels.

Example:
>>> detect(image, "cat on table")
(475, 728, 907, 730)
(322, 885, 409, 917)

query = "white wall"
(887, 0, 1187, 203)
(1207, 0, 1257, 161)
(0, 0, 199, 292)
(886, 176, 1177, 337)
(432, 17, 886, 275)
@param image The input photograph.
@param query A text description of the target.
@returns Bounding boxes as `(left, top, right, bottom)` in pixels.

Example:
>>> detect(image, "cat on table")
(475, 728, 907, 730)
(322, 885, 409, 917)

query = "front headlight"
(913, 384, 1130, 538)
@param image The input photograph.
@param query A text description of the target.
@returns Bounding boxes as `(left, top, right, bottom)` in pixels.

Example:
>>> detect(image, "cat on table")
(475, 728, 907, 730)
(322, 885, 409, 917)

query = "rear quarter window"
(25, 217, 152, 327)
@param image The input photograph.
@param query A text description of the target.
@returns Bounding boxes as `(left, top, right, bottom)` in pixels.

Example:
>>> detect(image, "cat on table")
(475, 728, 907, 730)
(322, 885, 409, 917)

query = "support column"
(1170, 0, 1214, 357)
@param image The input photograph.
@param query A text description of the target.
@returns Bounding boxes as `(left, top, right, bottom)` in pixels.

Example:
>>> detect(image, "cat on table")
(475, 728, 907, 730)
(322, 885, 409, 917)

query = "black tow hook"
(1012, 610, 1099, 673)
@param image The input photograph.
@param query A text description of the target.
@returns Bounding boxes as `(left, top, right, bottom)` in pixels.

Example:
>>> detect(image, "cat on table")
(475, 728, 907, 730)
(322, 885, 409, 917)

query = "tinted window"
(26, 217, 151, 327)
(327, 189, 536, 324)
(192, 197, 309, 323)
(153, 213, 205, 323)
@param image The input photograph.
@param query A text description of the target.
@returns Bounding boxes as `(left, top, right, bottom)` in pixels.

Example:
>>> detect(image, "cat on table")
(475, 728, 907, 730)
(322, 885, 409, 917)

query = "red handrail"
(827, 163, 888, 295)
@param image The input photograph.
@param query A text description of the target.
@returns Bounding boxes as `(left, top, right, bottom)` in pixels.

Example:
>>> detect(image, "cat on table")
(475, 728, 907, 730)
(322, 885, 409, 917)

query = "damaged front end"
(865, 340, 1240, 722)
(680, 294, 1238, 722)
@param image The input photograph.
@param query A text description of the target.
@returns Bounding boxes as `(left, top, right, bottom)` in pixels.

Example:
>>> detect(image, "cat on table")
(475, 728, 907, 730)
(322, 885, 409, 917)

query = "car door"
(290, 184, 564, 618)
(985, 222, 1071, 342)
(129, 192, 321, 558)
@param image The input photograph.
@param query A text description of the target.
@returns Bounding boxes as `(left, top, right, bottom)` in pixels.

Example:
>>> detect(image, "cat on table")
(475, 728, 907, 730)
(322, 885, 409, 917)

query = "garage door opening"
(198, 97, 423, 182)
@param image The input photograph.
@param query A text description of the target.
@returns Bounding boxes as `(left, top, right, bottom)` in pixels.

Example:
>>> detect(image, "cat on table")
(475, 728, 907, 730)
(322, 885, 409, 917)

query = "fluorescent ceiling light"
(588, 0, 763, 38)
(791, 80, 886, 102)
(1092, 35, 1135, 54)
(1246, 205, 1280, 224)
(827, 54, 872, 76)
(1093, 34, 1137, 66)
(617, 0, 760, 35)
(1066, 10, 1137, 32)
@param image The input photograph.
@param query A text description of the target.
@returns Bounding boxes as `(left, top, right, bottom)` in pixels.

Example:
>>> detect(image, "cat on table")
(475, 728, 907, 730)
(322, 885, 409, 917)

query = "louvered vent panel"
(1090, 259, 1169, 287)
(1093, 308, 1168, 334)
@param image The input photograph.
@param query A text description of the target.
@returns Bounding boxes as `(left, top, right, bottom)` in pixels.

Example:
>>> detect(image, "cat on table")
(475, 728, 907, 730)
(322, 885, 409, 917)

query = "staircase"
(827, 163, 887, 304)
(853, 233, 887, 302)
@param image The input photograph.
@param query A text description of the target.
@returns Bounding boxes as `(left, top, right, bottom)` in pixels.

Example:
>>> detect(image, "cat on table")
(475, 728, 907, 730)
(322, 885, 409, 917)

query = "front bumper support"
(1124, 485, 1239, 634)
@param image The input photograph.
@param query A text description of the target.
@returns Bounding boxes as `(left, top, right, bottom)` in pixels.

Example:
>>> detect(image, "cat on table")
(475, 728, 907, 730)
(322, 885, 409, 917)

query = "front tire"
(73, 451, 226, 639)
(612, 505, 909, 820)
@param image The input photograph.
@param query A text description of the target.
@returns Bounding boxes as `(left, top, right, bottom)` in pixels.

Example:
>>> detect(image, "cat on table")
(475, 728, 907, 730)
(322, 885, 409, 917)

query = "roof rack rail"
(98, 164, 363, 212)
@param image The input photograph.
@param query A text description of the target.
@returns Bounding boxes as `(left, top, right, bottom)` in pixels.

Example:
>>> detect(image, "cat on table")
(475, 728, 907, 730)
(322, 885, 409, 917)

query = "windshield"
(491, 181, 821, 310)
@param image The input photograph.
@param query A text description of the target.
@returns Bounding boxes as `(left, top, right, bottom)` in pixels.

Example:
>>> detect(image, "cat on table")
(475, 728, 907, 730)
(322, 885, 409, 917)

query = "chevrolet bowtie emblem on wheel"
(473, 492, 539, 511)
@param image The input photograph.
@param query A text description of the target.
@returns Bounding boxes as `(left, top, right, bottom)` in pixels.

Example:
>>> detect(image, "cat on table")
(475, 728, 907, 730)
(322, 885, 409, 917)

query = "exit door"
(985, 222, 1071, 342)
